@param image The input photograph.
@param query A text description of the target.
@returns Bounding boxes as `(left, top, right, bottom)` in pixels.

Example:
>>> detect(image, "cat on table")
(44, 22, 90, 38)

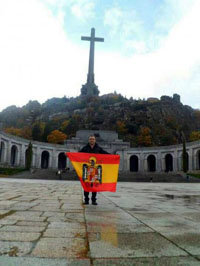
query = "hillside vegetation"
(0, 93, 200, 147)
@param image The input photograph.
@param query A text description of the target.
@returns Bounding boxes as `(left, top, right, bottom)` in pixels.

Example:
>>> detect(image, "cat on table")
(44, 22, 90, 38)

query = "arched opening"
(147, 155, 156, 172)
(130, 155, 138, 172)
(197, 150, 200, 170)
(0, 141, 5, 163)
(58, 152, 67, 169)
(41, 151, 49, 169)
(165, 154, 173, 172)
(11, 145, 18, 166)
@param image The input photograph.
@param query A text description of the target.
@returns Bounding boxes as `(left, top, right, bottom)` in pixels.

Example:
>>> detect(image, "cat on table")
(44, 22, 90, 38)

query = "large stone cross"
(81, 28, 104, 85)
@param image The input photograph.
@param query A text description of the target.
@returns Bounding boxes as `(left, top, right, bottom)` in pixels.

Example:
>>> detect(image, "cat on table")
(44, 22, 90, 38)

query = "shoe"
(83, 201, 89, 205)
(92, 202, 98, 205)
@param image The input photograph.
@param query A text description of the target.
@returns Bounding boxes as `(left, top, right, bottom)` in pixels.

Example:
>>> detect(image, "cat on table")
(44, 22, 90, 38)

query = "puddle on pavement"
(162, 194, 200, 204)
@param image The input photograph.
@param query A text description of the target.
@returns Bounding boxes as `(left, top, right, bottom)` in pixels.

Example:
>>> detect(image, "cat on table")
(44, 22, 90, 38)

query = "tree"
(47, 130, 67, 144)
(137, 127, 152, 147)
(32, 123, 44, 141)
(26, 142, 33, 170)
(181, 132, 188, 173)
(116, 120, 128, 135)
(189, 131, 200, 141)
(4, 127, 22, 137)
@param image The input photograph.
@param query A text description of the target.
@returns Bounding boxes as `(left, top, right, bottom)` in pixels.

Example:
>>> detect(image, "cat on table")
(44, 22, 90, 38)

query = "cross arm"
(94, 37, 104, 42)
(81, 36, 91, 41)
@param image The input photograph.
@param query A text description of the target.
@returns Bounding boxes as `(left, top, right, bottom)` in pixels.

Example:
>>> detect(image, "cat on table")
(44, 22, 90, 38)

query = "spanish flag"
(66, 152, 120, 192)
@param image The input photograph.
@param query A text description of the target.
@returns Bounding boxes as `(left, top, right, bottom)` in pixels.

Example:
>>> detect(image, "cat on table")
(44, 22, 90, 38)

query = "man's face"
(89, 136, 96, 146)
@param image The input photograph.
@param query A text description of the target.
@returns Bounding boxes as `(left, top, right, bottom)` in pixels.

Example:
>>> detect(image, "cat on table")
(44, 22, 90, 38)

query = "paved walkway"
(0, 178, 200, 265)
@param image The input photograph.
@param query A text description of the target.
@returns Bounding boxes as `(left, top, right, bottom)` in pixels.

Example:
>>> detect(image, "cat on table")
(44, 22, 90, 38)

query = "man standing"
(79, 135, 109, 205)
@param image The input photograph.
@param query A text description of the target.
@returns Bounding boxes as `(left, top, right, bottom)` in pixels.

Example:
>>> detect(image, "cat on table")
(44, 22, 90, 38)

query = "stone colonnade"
(118, 142, 200, 172)
(0, 132, 71, 169)
(1, 131, 200, 172)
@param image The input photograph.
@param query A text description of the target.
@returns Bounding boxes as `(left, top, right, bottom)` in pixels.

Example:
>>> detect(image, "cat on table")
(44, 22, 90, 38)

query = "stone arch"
(0, 141, 5, 163)
(165, 154, 173, 172)
(147, 154, 156, 172)
(41, 151, 49, 169)
(130, 155, 138, 172)
(10, 145, 18, 166)
(58, 152, 67, 169)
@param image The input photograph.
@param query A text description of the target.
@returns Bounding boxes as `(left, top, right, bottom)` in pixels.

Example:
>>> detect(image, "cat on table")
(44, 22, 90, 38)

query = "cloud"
(0, 0, 200, 112)
(0, 0, 89, 111)
(97, 0, 200, 107)
(104, 6, 143, 39)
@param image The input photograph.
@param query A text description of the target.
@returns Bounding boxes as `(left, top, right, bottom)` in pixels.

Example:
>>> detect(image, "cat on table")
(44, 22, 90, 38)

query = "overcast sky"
(0, 0, 200, 111)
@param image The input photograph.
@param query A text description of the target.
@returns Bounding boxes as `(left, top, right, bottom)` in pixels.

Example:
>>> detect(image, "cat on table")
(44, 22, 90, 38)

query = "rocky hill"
(0, 93, 200, 147)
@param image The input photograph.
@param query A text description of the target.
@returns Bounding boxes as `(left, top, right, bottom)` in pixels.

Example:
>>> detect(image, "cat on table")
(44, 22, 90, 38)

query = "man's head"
(88, 135, 96, 147)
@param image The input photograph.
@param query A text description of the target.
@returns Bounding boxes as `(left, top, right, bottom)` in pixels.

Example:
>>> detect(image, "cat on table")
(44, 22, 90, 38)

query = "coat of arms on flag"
(66, 152, 120, 192)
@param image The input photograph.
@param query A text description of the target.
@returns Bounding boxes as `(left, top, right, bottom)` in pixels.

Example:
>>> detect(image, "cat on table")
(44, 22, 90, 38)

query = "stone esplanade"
(0, 130, 200, 173)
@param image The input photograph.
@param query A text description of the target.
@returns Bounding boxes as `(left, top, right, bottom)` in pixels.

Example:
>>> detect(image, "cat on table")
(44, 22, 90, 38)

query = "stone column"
(2, 141, 7, 164)
(139, 154, 144, 172)
(20, 144, 26, 167)
(48, 150, 52, 169)
(188, 148, 193, 171)
(144, 156, 148, 172)
(16, 145, 21, 166)
(32, 148, 36, 168)
(117, 151, 123, 171)
(157, 152, 162, 172)
(173, 150, 178, 172)
(6, 140, 12, 165)
(36, 147, 41, 168)
(161, 155, 165, 172)
(52, 149, 58, 169)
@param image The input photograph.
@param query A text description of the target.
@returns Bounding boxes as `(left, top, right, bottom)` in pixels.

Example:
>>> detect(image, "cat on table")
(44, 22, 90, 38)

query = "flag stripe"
(66, 152, 120, 164)
(72, 161, 119, 183)
(80, 179, 117, 192)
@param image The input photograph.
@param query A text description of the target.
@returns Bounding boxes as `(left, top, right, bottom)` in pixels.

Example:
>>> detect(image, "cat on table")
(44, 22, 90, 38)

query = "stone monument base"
(81, 83, 99, 96)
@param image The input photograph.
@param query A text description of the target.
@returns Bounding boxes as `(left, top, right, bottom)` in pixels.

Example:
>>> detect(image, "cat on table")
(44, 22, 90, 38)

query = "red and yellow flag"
(66, 152, 120, 192)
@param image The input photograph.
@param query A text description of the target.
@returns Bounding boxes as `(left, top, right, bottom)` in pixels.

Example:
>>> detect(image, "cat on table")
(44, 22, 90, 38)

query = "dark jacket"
(79, 143, 109, 154)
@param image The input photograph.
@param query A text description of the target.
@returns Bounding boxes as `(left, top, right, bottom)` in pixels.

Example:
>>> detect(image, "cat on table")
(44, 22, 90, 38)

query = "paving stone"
(48, 222, 85, 230)
(0, 225, 46, 233)
(0, 219, 18, 225)
(88, 232, 187, 258)
(0, 210, 10, 216)
(93, 257, 200, 265)
(11, 211, 43, 217)
(16, 221, 48, 227)
(87, 222, 153, 233)
(0, 232, 41, 241)
(31, 237, 87, 258)
(10, 216, 47, 222)
(43, 228, 86, 238)
(1, 179, 200, 263)
(0, 241, 32, 256)
(163, 233, 200, 255)
(0, 257, 90, 266)
(42, 212, 65, 217)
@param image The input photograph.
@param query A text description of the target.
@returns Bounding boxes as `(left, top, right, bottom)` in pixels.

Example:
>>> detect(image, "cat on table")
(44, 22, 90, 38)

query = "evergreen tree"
(26, 142, 33, 170)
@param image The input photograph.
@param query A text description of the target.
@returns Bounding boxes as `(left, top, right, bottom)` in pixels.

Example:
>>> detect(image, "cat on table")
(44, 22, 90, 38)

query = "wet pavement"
(0, 178, 200, 265)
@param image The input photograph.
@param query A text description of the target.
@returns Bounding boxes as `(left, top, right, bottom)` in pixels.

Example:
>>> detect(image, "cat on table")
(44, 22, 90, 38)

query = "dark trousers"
(84, 191, 97, 202)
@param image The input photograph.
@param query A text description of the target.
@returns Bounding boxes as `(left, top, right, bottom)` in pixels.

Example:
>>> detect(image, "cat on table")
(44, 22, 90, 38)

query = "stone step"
(8, 169, 200, 182)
